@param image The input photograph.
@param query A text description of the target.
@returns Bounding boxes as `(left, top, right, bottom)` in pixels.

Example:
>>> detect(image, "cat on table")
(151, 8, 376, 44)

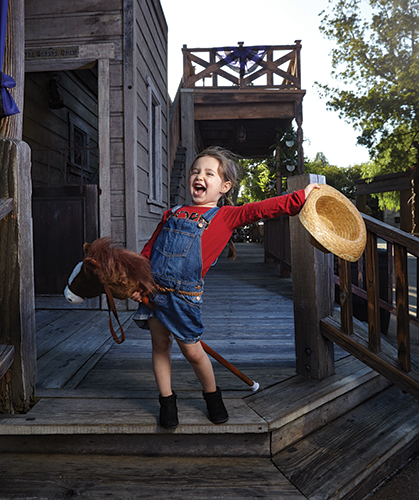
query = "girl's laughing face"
(189, 156, 231, 207)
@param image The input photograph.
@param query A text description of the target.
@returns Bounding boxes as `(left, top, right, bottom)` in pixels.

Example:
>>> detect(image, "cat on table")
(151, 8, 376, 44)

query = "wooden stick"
(200, 340, 259, 391)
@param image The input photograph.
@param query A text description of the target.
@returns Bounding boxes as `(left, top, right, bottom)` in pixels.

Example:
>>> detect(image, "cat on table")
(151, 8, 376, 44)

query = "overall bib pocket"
(155, 227, 195, 258)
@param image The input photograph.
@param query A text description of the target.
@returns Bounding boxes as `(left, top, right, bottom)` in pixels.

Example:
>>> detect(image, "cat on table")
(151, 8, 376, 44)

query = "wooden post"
(98, 57, 111, 239)
(288, 174, 335, 379)
(295, 99, 304, 174)
(0, 139, 36, 412)
(294, 40, 302, 88)
(400, 189, 412, 233)
(180, 88, 195, 204)
(0, 0, 24, 139)
(355, 194, 367, 214)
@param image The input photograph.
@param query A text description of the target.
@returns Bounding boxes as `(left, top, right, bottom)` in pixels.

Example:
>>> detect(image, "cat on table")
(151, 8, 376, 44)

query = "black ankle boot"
(159, 392, 179, 429)
(203, 386, 229, 424)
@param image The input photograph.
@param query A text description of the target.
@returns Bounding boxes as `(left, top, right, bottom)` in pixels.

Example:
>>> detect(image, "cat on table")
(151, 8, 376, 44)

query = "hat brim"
(299, 184, 366, 262)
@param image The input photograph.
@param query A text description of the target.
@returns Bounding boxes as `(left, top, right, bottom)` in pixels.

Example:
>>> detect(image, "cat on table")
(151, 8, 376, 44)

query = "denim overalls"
(134, 205, 219, 344)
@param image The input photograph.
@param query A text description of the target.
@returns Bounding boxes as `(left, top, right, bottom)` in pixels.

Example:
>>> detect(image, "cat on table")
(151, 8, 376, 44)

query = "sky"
(159, 0, 371, 168)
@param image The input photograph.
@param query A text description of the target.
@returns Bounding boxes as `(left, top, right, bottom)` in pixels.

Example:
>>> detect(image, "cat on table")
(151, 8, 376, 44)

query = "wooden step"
(0, 454, 306, 500)
(0, 393, 271, 456)
(272, 385, 419, 500)
(0, 357, 389, 459)
(245, 355, 391, 454)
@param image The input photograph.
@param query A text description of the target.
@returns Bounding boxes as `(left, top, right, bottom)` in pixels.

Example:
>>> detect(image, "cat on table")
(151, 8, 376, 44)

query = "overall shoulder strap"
(170, 205, 184, 214)
(202, 206, 220, 223)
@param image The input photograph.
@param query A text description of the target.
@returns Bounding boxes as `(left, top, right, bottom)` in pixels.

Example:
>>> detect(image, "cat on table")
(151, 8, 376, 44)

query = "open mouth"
(193, 184, 206, 195)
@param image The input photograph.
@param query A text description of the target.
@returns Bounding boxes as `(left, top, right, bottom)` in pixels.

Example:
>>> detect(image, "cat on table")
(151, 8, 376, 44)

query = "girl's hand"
(130, 290, 143, 303)
(304, 183, 321, 199)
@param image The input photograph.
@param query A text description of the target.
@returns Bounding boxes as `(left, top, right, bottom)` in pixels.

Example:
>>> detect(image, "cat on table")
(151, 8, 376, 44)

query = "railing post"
(0, 139, 36, 412)
(288, 174, 335, 379)
(294, 40, 302, 89)
(180, 88, 195, 203)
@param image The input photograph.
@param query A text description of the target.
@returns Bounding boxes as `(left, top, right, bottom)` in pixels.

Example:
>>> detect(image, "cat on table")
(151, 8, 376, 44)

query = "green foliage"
(304, 152, 363, 199)
(237, 125, 298, 204)
(237, 158, 276, 204)
(317, 0, 419, 175)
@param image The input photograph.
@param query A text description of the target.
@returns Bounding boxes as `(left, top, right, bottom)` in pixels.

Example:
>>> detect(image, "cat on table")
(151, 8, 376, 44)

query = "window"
(72, 126, 87, 167)
(68, 113, 93, 183)
(147, 76, 163, 211)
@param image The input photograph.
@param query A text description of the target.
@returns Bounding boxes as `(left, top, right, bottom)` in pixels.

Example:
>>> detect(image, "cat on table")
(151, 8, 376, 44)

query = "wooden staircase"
(1, 245, 419, 498)
(1, 356, 418, 499)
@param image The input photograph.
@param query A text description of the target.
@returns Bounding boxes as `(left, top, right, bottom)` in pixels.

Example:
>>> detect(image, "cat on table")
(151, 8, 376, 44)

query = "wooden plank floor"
(35, 243, 310, 398)
(32, 242, 347, 412)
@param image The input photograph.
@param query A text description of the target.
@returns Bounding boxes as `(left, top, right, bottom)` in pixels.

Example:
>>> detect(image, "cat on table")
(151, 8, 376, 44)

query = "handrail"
(0, 198, 13, 221)
(181, 41, 302, 90)
(321, 213, 419, 399)
(168, 82, 182, 175)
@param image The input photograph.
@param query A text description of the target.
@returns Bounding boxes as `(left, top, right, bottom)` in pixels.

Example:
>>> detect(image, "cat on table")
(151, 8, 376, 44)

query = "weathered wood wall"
(23, 70, 99, 185)
(130, 0, 169, 251)
(24, 0, 169, 252)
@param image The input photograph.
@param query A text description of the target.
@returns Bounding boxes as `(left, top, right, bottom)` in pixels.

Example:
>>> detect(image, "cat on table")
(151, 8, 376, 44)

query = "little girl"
(131, 146, 319, 428)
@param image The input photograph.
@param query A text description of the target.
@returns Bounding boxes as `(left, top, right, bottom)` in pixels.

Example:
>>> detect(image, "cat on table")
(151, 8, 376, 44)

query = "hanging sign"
(25, 46, 80, 61)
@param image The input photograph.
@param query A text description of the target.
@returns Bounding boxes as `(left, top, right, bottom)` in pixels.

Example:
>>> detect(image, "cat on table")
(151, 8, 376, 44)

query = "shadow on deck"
(1, 243, 419, 499)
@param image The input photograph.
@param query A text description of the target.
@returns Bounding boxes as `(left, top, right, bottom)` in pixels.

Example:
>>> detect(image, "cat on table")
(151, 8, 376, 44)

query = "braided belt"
(155, 283, 203, 297)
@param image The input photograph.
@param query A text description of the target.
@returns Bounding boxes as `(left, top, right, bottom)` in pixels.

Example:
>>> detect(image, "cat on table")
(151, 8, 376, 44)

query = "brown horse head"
(64, 237, 154, 304)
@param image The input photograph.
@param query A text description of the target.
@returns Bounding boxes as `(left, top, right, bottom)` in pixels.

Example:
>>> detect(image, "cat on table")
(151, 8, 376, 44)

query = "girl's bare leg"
(148, 317, 174, 397)
(176, 339, 217, 394)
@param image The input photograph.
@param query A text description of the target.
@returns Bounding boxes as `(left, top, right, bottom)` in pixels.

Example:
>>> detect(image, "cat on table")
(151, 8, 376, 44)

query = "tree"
(237, 158, 275, 204)
(317, 0, 419, 177)
(304, 152, 363, 199)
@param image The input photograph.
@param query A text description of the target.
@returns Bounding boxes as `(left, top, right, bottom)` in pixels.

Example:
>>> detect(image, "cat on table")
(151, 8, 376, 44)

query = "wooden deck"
(9, 243, 318, 437)
(2, 243, 419, 499)
(37, 242, 302, 393)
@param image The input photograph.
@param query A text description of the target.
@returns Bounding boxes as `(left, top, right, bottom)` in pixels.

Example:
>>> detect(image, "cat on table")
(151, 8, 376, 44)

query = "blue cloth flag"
(217, 45, 269, 77)
(0, 0, 19, 118)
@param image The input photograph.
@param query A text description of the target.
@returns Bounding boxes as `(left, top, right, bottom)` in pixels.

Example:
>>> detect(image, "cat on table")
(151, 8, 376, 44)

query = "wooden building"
(23, 0, 169, 307)
(169, 42, 306, 205)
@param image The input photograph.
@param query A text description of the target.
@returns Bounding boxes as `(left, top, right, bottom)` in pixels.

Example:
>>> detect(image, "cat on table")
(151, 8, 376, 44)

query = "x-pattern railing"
(182, 41, 302, 90)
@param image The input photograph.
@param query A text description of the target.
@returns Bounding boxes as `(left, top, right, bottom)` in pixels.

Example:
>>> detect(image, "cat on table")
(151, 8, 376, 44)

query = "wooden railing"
(264, 216, 291, 278)
(321, 213, 419, 399)
(168, 85, 182, 176)
(0, 197, 15, 413)
(182, 41, 302, 90)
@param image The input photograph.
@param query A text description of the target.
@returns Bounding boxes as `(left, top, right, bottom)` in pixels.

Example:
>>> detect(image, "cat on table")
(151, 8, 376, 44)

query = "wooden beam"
(394, 243, 410, 372)
(187, 53, 239, 86)
(0, 139, 36, 412)
(365, 231, 381, 352)
(339, 258, 354, 335)
(194, 103, 295, 121)
(363, 213, 419, 252)
(180, 89, 195, 204)
(193, 89, 306, 105)
(355, 171, 412, 196)
(98, 57, 111, 238)
(288, 174, 335, 380)
(321, 316, 419, 400)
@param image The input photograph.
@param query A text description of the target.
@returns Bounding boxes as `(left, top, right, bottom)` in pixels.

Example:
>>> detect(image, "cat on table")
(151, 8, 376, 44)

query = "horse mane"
(83, 237, 154, 300)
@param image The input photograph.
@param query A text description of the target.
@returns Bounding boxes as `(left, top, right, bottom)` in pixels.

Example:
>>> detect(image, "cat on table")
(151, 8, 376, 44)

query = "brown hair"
(190, 146, 240, 259)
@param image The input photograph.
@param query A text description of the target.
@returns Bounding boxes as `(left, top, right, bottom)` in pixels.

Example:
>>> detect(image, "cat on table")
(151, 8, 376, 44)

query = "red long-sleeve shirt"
(141, 190, 306, 277)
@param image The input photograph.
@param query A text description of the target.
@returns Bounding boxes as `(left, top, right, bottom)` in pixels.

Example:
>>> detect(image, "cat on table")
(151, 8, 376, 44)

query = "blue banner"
(0, 0, 19, 118)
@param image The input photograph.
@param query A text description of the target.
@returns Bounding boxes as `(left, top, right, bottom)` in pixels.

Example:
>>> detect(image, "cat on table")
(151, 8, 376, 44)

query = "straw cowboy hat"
(299, 184, 367, 262)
